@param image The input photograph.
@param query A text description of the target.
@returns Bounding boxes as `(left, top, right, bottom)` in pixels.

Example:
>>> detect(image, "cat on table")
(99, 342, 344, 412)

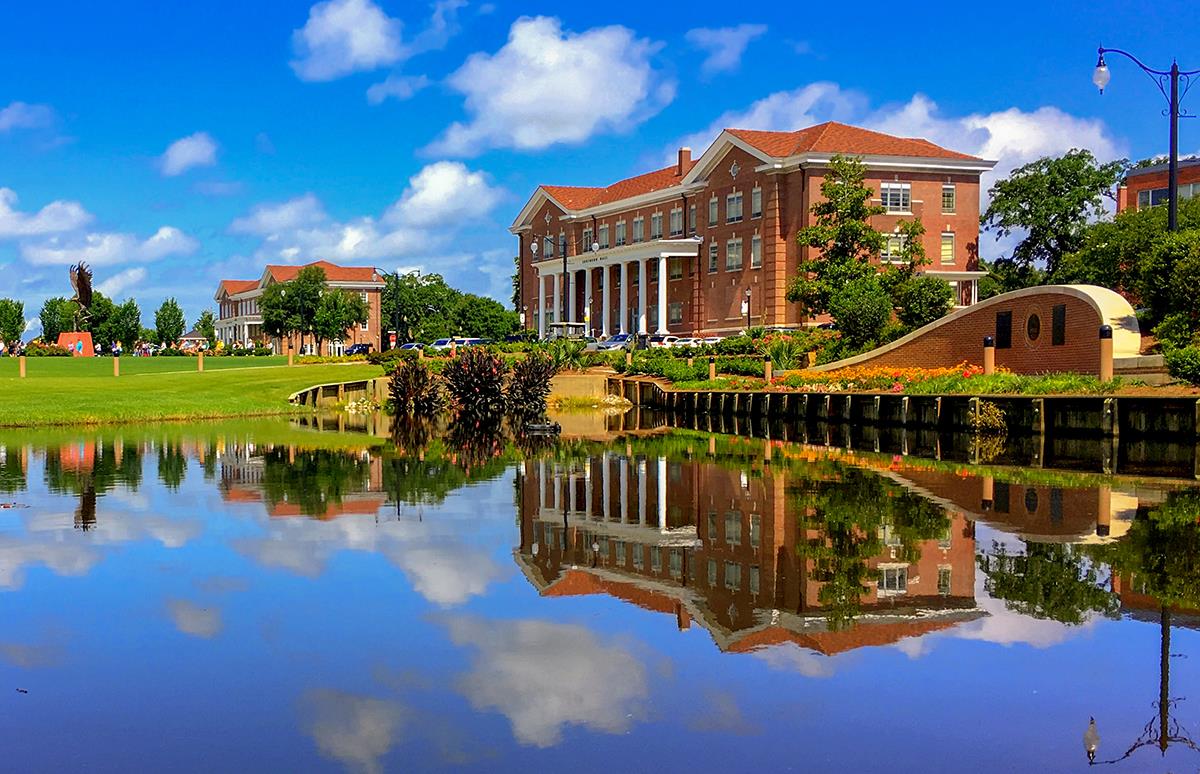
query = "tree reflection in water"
(979, 542, 1120, 626)
(259, 447, 374, 519)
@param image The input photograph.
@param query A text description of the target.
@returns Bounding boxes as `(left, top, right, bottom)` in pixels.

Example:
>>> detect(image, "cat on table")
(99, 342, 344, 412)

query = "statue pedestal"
(57, 332, 95, 357)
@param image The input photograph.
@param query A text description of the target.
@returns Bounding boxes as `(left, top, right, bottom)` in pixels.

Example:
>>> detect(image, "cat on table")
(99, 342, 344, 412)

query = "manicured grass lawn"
(0, 358, 381, 427)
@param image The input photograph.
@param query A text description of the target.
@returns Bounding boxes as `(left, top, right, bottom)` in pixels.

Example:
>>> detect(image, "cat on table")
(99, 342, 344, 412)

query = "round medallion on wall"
(1027, 313, 1041, 342)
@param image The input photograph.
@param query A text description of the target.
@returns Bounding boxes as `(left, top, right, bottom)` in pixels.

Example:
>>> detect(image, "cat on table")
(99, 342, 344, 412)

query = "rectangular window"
(582, 227, 593, 250)
(751, 186, 762, 218)
(633, 545, 644, 571)
(881, 233, 907, 263)
(669, 207, 683, 237)
(669, 550, 682, 579)
(632, 217, 644, 243)
(749, 514, 761, 549)
(942, 184, 957, 213)
(650, 212, 663, 239)
(940, 232, 955, 265)
(994, 482, 1011, 514)
(725, 511, 742, 546)
(598, 224, 610, 249)
(880, 182, 911, 213)
(559, 233, 567, 257)
(615, 541, 626, 564)
(650, 262, 658, 282)
(669, 258, 683, 280)
(615, 221, 626, 246)
(708, 243, 718, 273)
(726, 192, 743, 223)
(689, 204, 697, 234)
(709, 196, 718, 226)
(938, 567, 952, 596)
(726, 238, 743, 271)
(707, 558, 717, 586)
(651, 546, 662, 573)
(668, 302, 683, 325)
(1052, 304, 1066, 346)
(878, 566, 908, 593)
(750, 235, 762, 268)
(749, 566, 760, 595)
(724, 561, 741, 591)
(707, 511, 717, 542)
(543, 235, 555, 258)
(995, 310, 1012, 349)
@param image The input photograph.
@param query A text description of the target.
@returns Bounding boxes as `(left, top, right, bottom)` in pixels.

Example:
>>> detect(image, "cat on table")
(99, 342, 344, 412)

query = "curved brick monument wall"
(813, 285, 1141, 376)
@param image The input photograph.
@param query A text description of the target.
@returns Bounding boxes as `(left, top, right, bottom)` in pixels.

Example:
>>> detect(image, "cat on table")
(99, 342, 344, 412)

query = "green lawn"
(0, 357, 382, 427)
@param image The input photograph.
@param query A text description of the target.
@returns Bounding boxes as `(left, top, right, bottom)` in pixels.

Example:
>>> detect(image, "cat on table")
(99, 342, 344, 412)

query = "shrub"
(507, 350, 559, 423)
(761, 336, 806, 370)
(253, 346, 273, 356)
(547, 339, 587, 371)
(829, 277, 892, 349)
(442, 348, 509, 425)
(1165, 345, 1200, 385)
(389, 359, 446, 417)
(1152, 313, 1196, 353)
(157, 347, 187, 357)
(716, 356, 763, 377)
(715, 335, 757, 356)
(895, 275, 953, 330)
(23, 341, 71, 357)
(971, 399, 1007, 434)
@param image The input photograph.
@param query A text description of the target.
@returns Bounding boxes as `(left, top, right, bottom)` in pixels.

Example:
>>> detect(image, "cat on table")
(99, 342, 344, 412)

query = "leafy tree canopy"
(154, 298, 186, 346)
(194, 309, 216, 344)
(980, 149, 1127, 284)
(313, 288, 369, 348)
(0, 298, 25, 347)
(38, 297, 77, 344)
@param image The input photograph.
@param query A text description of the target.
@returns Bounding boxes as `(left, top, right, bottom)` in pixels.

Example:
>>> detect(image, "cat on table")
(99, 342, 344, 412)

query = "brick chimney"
(676, 147, 692, 176)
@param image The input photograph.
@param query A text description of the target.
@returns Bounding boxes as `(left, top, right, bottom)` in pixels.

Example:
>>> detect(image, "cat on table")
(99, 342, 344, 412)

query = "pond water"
(2, 415, 1200, 772)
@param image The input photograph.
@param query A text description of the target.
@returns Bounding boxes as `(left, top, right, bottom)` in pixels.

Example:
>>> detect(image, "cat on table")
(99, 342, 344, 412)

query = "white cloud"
(428, 16, 675, 156)
(228, 162, 503, 266)
(159, 132, 218, 177)
(366, 74, 430, 105)
(166, 599, 223, 639)
(443, 615, 648, 747)
(290, 0, 403, 82)
(96, 267, 148, 297)
(384, 161, 502, 227)
(229, 193, 328, 236)
(0, 101, 55, 133)
(750, 642, 837, 678)
(685, 24, 767, 76)
(302, 689, 407, 774)
(0, 187, 93, 238)
(21, 226, 199, 267)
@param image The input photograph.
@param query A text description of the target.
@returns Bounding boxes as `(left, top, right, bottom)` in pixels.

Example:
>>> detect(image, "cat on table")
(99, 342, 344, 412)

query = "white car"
(671, 337, 703, 348)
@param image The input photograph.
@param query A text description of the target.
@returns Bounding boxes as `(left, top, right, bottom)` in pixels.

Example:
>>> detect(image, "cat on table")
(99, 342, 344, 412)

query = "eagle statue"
(69, 262, 94, 330)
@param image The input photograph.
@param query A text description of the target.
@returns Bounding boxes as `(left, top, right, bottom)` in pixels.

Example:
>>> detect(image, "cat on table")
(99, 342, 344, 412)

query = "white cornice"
(532, 236, 703, 272)
(508, 188, 571, 234)
(755, 153, 997, 174)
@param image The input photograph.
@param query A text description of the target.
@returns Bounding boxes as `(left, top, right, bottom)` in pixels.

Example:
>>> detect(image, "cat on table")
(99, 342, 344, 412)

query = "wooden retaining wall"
(289, 378, 388, 408)
(607, 376, 1200, 439)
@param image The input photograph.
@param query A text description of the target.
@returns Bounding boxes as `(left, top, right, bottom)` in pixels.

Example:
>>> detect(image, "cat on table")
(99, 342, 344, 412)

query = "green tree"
(291, 265, 328, 347)
(979, 540, 1120, 625)
(451, 293, 519, 340)
(381, 271, 460, 343)
(102, 298, 142, 351)
(1141, 230, 1200, 326)
(39, 297, 78, 343)
(0, 299, 24, 348)
(786, 154, 885, 316)
(260, 281, 301, 344)
(85, 293, 117, 351)
(895, 275, 954, 330)
(313, 288, 369, 351)
(828, 276, 892, 349)
(980, 149, 1127, 286)
(154, 298, 186, 346)
(194, 309, 216, 344)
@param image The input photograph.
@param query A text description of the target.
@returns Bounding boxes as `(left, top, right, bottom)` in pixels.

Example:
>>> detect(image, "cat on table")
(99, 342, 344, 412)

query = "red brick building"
(214, 260, 384, 354)
(1116, 158, 1200, 212)
(511, 121, 995, 338)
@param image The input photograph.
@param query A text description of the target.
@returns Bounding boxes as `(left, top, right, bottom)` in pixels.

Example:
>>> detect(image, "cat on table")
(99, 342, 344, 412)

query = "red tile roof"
(727, 121, 980, 161)
(217, 279, 257, 296)
(265, 260, 382, 284)
(535, 122, 978, 215)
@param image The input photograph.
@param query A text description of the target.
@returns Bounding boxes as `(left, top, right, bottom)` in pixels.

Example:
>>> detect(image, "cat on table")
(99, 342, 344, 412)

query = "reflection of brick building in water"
(217, 445, 387, 520)
(515, 452, 981, 654)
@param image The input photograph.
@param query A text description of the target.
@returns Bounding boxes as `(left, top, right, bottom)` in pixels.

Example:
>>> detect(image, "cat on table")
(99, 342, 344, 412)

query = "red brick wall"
(831, 291, 1107, 374)
(1118, 165, 1200, 212)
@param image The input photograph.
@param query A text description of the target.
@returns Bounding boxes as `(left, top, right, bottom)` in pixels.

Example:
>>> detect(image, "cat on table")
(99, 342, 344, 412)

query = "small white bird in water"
(1084, 717, 1100, 764)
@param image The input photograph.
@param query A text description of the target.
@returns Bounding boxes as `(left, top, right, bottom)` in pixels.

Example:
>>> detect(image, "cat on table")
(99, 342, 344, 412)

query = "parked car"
(345, 343, 372, 356)
(428, 338, 454, 351)
(702, 336, 723, 345)
(594, 333, 633, 351)
(671, 337, 703, 348)
(398, 342, 425, 350)
(647, 334, 679, 348)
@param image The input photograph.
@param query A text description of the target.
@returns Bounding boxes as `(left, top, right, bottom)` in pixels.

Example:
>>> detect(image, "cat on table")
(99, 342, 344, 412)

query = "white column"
(584, 458, 594, 519)
(619, 263, 629, 334)
(655, 254, 668, 334)
(552, 272, 561, 328)
(553, 466, 562, 511)
(657, 456, 667, 531)
(602, 453, 612, 521)
(637, 458, 647, 525)
(619, 457, 629, 522)
(539, 459, 548, 509)
(601, 267, 611, 338)
(972, 279, 979, 305)
(637, 259, 648, 334)
(537, 272, 546, 338)
(568, 271, 577, 323)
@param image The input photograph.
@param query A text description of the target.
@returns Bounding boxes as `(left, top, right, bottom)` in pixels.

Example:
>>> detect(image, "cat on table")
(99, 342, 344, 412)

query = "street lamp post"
(1093, 46, 1199, 232)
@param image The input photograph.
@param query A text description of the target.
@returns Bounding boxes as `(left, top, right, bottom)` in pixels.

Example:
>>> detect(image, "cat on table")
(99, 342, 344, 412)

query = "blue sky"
(1, 0, 1197, 335)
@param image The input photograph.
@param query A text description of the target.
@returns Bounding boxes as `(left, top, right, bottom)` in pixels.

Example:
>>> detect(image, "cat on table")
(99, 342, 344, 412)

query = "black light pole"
(1093, 47, 1199, 232)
